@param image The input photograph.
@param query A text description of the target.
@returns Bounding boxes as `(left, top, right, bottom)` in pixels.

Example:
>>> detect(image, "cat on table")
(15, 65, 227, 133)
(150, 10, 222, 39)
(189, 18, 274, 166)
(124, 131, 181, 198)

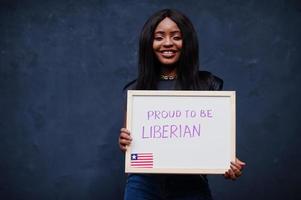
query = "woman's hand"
(118, 128, 132, 152)
(224, 158, 246, 180)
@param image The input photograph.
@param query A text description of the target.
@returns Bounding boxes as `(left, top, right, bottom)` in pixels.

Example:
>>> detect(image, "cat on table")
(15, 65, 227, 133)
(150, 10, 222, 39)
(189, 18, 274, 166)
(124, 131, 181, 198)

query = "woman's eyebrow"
(154, 31, 165, 34)
(170, 30, 181, 34)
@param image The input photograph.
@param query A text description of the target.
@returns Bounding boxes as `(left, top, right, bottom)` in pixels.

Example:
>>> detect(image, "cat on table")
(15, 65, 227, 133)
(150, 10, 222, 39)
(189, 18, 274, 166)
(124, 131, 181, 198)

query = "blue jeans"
(124, 174, 213, 200)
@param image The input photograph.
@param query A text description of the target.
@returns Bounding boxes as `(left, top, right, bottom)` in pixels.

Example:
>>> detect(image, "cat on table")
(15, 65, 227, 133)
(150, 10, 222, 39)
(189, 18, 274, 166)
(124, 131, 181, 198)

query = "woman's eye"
(154, 37, 163, 41)
(173, 36, 182, 41)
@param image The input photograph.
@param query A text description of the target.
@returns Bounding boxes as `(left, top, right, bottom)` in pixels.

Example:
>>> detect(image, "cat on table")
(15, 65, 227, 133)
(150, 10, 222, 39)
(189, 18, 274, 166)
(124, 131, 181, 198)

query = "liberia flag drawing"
(130, 153, 153, 168)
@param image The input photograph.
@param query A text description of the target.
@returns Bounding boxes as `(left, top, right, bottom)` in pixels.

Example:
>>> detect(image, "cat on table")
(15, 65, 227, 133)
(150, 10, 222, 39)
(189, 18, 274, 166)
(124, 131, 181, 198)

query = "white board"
(125, 90, 236, 174)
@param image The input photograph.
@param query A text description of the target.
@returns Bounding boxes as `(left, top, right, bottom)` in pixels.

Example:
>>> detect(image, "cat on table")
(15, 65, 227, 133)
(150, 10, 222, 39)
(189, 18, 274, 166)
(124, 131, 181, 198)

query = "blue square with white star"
(131, 154, 137, 160)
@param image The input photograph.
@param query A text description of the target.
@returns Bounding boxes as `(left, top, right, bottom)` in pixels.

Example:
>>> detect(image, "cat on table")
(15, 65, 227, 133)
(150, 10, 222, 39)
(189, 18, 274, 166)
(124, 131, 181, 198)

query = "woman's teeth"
(162, 51, 175, 56)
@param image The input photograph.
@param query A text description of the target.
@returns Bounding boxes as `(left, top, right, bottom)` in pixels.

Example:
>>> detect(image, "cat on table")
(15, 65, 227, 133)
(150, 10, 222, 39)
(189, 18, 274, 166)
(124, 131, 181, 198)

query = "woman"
(119, 9, 245, 200)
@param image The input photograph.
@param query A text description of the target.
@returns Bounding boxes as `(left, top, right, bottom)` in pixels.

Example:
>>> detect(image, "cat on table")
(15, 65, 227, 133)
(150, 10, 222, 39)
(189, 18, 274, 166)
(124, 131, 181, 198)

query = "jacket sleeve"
(122, 79, 137, 108)
(210, 75, 223, 91)
(198, 71, 224, 91)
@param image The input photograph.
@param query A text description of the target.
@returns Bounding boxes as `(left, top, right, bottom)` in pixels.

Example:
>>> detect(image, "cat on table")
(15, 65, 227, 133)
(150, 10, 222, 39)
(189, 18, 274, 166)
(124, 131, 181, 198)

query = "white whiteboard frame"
(125, 90, 236, 174)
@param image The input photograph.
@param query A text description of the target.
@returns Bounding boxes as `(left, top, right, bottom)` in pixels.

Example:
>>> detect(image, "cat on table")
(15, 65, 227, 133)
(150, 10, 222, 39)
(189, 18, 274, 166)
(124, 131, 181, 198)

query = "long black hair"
(135, 9, 201, 90)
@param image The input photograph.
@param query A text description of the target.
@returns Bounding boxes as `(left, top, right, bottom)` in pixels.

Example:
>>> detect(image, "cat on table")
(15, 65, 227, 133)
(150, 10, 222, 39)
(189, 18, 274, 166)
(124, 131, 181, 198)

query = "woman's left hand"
(224, 158, 246, 180)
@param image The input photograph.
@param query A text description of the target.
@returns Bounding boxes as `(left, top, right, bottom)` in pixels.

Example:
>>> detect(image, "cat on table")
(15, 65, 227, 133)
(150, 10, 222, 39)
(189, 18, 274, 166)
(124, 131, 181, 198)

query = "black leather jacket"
(123, 71, 223, 91)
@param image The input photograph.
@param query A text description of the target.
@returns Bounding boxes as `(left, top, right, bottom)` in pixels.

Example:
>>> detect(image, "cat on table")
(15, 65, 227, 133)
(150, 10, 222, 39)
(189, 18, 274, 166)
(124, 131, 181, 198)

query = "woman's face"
(153, 17, 183, 66)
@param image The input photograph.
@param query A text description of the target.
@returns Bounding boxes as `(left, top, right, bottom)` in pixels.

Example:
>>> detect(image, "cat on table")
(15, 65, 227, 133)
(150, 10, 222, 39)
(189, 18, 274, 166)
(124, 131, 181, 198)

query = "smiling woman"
(118, 9, 246, 200)
(152, 17, 183, 67)
(134, 9, 200, 90)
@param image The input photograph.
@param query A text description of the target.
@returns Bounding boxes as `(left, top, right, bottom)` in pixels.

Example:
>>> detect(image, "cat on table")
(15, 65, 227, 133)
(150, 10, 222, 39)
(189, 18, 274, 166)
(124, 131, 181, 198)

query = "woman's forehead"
(154, 17, 181, 32)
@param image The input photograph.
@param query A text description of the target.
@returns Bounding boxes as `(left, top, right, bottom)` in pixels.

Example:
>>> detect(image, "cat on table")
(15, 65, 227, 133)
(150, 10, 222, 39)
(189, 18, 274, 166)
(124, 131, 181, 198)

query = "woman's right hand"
(119, 128, 132, 152)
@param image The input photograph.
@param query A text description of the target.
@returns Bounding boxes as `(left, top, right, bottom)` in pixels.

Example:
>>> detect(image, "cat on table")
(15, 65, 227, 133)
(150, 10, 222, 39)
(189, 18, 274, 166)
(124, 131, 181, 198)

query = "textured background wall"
(1, 0, 300, 199)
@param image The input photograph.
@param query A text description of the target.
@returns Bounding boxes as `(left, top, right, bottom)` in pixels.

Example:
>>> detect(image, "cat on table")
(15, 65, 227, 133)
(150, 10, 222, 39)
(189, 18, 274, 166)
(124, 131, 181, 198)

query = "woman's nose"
(163, 37, 173, 46)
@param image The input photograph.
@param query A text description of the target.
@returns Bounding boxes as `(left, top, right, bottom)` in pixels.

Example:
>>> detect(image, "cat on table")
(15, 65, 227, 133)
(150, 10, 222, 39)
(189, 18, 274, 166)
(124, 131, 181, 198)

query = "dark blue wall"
(1, 0, 300, 199)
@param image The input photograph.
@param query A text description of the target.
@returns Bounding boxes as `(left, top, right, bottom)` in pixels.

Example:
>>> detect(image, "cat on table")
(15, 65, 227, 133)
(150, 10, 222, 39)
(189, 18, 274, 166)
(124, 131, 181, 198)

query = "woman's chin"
(158, 59, 179, 66)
